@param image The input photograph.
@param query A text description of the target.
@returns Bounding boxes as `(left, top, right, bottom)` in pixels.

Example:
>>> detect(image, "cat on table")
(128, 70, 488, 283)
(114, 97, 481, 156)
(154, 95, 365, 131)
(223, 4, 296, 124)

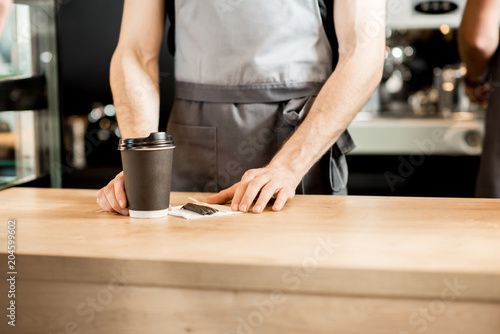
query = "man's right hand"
(96, 171, 129, 215)
(465, 82, 489, 107)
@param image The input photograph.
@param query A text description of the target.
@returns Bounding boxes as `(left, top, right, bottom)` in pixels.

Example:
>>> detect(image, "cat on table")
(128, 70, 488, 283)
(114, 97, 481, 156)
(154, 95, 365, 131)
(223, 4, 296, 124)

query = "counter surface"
(1, 187, 499, 302)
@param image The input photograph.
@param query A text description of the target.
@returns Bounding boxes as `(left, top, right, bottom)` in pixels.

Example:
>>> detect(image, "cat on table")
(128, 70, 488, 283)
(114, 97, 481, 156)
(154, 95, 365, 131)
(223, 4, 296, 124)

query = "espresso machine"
(348, 0, 484, 156)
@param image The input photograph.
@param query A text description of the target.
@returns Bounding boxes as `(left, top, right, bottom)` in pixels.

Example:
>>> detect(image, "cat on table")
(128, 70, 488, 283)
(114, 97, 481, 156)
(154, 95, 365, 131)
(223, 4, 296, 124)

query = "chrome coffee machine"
(381, 28, 473, 117)
(349, 0, 484, 156)
(381, 0, 473, 117)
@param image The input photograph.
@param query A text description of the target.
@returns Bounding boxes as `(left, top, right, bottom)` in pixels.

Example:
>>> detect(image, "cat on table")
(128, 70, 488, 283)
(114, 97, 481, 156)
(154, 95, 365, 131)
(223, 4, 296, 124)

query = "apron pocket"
(167, 122, 218, 192)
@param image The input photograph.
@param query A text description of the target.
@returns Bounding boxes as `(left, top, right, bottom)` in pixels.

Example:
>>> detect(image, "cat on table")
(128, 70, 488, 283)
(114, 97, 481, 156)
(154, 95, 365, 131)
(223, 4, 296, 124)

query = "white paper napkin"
(168, 202, 242, 220)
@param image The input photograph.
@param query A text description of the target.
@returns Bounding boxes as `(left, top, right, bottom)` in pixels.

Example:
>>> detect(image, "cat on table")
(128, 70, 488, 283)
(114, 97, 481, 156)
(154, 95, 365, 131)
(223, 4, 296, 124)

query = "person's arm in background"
(208, 0, 386, 212)
(458, 0, 500, 102)
(96, 0, 165, 215)
(0, 0, 12, 38)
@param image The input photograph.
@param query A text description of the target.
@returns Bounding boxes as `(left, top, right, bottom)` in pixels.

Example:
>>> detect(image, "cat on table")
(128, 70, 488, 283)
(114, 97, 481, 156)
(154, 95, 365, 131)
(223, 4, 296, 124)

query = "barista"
(458, 0, 500, 197)
(96, 0, 385, 215)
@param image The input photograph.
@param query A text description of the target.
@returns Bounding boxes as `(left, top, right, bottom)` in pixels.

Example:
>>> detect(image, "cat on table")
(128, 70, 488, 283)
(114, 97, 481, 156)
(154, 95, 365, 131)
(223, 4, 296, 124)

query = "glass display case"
(0, 0, 61, 189)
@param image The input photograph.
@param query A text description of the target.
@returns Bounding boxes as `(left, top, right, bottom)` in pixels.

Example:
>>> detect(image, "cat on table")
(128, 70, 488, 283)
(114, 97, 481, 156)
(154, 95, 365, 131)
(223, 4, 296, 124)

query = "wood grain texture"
(0, 188, 500, 300)
(10, 280, 500, 334)
(0, 188, 500, 333)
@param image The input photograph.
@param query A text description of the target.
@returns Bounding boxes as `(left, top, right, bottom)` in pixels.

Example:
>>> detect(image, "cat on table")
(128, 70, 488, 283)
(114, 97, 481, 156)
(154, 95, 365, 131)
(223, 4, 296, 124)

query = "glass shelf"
(0, 0, 61, 190)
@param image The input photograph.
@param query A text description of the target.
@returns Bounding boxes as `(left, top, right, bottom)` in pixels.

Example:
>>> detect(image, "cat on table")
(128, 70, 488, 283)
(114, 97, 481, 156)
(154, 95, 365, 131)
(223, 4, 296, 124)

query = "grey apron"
(166, 0, 355, 194)
(475, 47, 500, 197)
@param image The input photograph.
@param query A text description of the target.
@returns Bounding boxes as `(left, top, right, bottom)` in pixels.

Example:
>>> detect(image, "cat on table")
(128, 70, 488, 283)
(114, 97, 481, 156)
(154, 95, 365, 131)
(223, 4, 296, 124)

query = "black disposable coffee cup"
(118, 132, 175, 218)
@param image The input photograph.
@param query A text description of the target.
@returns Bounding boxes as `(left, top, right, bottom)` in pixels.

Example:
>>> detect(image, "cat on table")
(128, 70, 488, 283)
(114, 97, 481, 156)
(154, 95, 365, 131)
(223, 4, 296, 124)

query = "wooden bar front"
(0, 188, 499, 333)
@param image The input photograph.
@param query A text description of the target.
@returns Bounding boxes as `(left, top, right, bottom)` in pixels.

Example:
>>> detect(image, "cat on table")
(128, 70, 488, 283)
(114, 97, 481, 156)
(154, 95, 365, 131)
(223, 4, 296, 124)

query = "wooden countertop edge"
(14, 253, 500, 303)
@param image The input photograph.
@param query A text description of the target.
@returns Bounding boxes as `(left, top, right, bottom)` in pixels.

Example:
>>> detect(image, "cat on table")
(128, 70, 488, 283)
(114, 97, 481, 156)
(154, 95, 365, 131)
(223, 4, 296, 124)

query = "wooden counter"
(1, 187, 500, 333)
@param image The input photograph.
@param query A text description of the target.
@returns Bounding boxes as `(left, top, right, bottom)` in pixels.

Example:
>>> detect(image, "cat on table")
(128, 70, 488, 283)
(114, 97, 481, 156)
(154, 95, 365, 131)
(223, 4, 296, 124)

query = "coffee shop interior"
(2, 1, 500, 333)
(0, 0, 488, 197)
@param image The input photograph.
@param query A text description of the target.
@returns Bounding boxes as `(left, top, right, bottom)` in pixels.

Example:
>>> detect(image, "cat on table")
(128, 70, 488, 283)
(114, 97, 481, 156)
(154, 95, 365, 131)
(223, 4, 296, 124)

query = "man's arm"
(208, 0, 386, 212)
(97, 0, 165, 215)
(458, 0, 500, 102)
(458, 0, 500, 84)
(111, 0, 166, 138)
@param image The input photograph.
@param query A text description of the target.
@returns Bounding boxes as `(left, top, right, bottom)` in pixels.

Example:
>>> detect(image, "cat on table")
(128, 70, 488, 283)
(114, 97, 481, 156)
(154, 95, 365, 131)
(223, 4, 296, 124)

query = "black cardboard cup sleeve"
(118, 132, 175, 218)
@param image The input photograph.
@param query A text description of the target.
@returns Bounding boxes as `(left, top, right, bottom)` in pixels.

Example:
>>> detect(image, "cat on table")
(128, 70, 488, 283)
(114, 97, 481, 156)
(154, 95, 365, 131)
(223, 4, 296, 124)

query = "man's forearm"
(458, 0, 500, 81)
(269, 52, 383, 179)
(458, 29, 498, 81)
(110, 50, 160, 139)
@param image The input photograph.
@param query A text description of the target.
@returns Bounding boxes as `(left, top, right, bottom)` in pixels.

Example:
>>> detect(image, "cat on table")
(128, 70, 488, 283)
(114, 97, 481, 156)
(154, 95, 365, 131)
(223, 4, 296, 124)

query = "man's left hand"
(206, 166, 300, 213)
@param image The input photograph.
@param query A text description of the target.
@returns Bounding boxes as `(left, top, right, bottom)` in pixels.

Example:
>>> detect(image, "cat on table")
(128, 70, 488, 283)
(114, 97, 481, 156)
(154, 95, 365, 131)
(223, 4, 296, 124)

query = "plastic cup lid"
(118, 132, 174, 150)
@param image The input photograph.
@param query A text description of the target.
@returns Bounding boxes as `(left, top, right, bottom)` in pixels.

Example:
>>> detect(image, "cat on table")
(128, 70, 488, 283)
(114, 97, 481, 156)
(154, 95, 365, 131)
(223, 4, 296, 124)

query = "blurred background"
(0, 0, 485, 197)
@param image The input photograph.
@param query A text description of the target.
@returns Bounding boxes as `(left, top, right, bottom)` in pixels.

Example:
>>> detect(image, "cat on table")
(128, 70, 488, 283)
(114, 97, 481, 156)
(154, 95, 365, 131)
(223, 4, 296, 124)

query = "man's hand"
(207, 166, 300, 213)
(96, 171, 129, 215)
(465, 82, 489, 107)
